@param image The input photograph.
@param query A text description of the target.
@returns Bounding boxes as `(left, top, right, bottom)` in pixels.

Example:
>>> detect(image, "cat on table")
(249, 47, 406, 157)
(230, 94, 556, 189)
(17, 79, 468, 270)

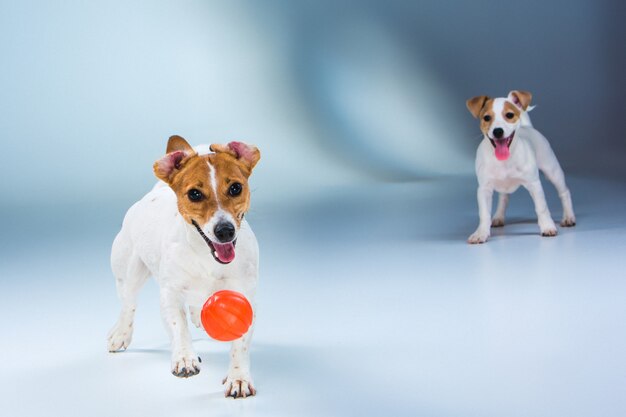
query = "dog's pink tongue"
(495, 140, 510, 161)
(213, 242, 235, 263)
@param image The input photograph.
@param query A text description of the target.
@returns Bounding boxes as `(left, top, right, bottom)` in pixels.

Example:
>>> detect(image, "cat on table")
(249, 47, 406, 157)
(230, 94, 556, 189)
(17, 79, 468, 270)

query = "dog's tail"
(520, 105, 535, 128)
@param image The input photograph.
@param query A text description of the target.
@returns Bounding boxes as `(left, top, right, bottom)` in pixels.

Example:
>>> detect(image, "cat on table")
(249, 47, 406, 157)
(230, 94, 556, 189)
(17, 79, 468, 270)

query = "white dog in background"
(107, 135, 260, 398)
(465, 90, 576, 244)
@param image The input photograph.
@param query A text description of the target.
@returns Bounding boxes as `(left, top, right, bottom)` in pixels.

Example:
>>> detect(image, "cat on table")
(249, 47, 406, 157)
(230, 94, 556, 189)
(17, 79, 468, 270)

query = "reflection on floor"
(1, 176, 625, 417)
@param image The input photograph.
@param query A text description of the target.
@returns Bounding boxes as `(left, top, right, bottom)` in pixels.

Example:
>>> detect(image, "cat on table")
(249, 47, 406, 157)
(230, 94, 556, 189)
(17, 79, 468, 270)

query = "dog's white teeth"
(213, 251, 218, 258)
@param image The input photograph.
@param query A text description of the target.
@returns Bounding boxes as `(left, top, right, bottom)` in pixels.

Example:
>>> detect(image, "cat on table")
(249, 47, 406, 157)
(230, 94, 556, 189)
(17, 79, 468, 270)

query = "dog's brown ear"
(154, 136, 197, 183)
(466, 95, 490, 118)
(508, 90, 532, 110)
(166, 135, 194, 154)
(210, 141, 261, 174)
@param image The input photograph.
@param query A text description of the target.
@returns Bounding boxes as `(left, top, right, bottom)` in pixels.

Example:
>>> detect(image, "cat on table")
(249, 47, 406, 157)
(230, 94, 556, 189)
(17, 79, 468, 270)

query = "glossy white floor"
(1, 176, 624, 417)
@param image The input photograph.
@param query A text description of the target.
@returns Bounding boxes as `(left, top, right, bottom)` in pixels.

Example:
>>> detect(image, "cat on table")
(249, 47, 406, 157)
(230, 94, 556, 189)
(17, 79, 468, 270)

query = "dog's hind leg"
(530, 132, 576, 227)
(491, 193, 509, 227)
(107, 232, 150, 352)
(540, 162, 576, 227)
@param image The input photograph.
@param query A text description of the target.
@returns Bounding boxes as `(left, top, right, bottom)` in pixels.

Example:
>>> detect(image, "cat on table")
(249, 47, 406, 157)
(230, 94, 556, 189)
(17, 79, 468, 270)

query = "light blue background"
(2, 0, 625, 208)
(1, 1, 625, 417)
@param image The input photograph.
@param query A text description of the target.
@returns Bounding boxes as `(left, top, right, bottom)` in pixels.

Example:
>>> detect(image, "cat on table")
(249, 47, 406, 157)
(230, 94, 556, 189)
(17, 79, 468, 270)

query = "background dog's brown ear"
(154, 136, 197, 183)
(508, 90, 532, 110)
(210, 141, 261, 173)
(466, 95, 490, 118)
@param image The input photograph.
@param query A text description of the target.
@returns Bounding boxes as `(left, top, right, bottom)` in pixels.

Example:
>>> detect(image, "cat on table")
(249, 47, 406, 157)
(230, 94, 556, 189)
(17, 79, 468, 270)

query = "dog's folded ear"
(508, 90, 532, 110)
(154, 135, 197, 183)
(210, 142, 261, 174)
(466, 95, 490, 118)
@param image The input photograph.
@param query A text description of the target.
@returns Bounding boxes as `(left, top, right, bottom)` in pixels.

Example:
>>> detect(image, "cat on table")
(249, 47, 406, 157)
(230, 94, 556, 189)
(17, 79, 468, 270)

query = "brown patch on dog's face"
(168, 155, 217, 226)
(206, 151, 253, 228)
(502, 101, 521, 125)
(467, 95, 497, 136)
(477, 99, 495, 136)
(153, 136, 260, 229)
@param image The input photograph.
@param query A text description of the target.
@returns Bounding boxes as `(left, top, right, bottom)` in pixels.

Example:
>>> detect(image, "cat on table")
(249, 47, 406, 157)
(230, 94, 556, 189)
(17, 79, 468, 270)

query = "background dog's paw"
(541, 228, 558, 237)
(171, 352, 201, 378)
(560, 217, 576, 227)
(107, 322, 133, 352)
(491, 217, 505, 228)
(223, 372, 256, 398)
(467, 231, 489, 244)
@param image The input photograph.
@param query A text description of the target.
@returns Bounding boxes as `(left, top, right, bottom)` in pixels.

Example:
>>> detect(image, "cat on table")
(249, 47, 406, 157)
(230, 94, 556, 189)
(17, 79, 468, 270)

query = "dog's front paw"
(541, 227, 558, 237)
(107, 321, 133, 352)
(539, 217, 558, 237)
(171, 351, 201, 378)
(223, 371, 256, 398)
(560, 216, 576, 227)
(491, 217, 505, 228)
(468, 230, 489, 244)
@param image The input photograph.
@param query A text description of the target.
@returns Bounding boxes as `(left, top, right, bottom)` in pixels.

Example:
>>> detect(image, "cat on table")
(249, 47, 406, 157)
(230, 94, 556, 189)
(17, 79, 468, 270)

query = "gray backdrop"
(1, 0, 625, 213)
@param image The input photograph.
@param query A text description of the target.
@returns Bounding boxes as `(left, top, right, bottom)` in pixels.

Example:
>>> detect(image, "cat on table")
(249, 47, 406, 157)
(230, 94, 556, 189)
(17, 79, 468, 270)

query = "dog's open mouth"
(207, 240, 237, 264)
(489, 131, 515, 161)
(192, 220, 237, 264)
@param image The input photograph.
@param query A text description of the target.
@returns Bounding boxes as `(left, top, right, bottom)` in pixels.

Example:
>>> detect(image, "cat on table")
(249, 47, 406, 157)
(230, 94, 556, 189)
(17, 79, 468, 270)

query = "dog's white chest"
(181, 273, 222, 306)
(487, 162, 527, 193)
(476, 136, 538, 193)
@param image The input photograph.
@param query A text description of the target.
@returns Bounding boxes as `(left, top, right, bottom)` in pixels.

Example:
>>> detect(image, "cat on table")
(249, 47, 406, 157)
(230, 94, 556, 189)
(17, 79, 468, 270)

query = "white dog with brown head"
(108, 135, 260, 398)
(466, 90, 576, 244)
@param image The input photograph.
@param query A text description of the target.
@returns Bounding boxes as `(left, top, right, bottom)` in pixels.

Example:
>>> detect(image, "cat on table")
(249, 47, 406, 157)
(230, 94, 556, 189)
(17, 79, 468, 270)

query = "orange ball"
(201, 290, 253, 342)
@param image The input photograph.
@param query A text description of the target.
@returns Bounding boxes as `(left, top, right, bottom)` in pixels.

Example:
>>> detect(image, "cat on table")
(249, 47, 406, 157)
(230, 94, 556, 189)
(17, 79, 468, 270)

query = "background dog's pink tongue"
(213, 242, 235, 263)
(495, 140, 510, 161)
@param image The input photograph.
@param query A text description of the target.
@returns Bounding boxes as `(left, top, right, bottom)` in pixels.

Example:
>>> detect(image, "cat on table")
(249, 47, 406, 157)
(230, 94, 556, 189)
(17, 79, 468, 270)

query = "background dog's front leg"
(492, 192, 509, 227)
(525, 180, 557, 236)
(160, 287, 201, 378)
(223, 324, 256, 398)
(468, 186, 493, 244)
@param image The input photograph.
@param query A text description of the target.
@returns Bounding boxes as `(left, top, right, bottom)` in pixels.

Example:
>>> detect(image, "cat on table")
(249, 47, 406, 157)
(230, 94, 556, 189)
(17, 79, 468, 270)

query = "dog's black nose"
(214, 222, 236, 243)
(493, 128, 504, 139)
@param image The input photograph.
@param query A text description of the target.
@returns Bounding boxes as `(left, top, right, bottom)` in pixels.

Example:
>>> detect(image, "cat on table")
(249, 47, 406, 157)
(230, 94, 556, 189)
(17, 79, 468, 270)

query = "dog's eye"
(187, 189, 204, 202)
(505, 112, 515, 119)
(483, 115, 492, 122)
(229, 183, 242, 197)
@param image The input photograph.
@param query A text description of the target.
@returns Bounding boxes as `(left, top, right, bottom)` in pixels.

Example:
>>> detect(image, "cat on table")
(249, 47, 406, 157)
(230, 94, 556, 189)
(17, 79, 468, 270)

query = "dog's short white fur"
(467, 91, 576, 244)
(107, 144, 258, 398)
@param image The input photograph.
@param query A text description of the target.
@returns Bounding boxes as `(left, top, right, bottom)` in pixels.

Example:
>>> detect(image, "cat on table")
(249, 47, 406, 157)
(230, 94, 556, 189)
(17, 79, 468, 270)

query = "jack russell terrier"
(108, 135, 261, 398)
(466, 90, 576, 244)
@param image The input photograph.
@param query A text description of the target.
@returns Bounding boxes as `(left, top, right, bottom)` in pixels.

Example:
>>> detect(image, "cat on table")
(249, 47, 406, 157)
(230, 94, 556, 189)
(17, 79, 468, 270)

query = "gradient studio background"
(1, 1, 625, 417)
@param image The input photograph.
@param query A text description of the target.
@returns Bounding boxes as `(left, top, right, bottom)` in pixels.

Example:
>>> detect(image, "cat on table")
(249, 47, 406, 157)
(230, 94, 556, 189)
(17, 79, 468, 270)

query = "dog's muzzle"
(489, 131, 515, 161)
(192, 220, 237, 264)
